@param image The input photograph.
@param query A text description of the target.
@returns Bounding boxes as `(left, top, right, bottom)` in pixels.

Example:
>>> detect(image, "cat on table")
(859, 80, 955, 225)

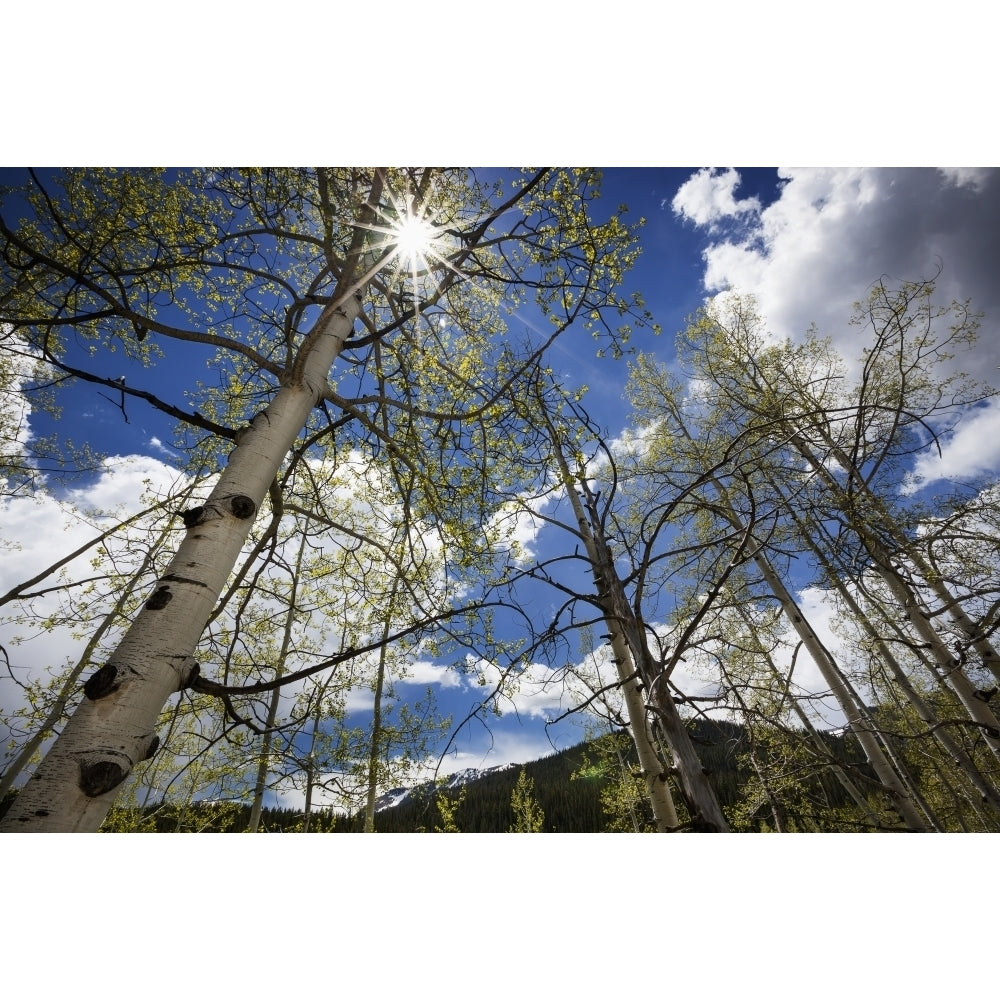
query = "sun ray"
(350, 170, 506, 330)
(393, 214, 438, 269)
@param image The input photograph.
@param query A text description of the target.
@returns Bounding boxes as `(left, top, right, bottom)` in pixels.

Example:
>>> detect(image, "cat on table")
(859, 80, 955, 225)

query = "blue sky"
(4, 168, 1000, 814)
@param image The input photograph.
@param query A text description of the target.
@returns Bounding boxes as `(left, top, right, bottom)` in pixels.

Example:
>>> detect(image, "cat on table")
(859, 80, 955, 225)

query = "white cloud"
(0, 457, 192, 601)
(61, 454, 192, 513)
(1, 328, 46, 493)
(438, 730, 563, 775)
(903, 397, 1000, 494)
(402, 658, 465, 689)
(677, 168, 1000, 384)
(485, 489, 556, 564)
(148, 436, 181, 458)
(938, 167, 993, 193)
(672, 167, 762, 230)
(474, 656, 573, 720)
(0, 457, 200, 762)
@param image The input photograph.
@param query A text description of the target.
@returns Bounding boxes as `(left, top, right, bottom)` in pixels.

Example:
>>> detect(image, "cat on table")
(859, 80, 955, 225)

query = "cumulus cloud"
(1, 327, 46, 492)
(676, 168, 1000, 383)
(403, 658, 466, 689)
(1, 456, 192, 598)
(938, 167, 993, 193)
(672, 167, 762, 230)
(485, 488, 557, 564)
(0, 456, 199, 761)
(472, 656, 574, 721)
(60, 454, 192, 513)
(903, 397, 1000, 494)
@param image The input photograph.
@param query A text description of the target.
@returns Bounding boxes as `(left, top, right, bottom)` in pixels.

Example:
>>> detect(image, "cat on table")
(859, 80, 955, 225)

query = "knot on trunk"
(181, 506, 206, 528)
(145, 585, 172, 610)
(140, 734, 160, 761)
(78, 757, 130, 797)
(229, 494, 256, 520)
(83, 663, 120, 701)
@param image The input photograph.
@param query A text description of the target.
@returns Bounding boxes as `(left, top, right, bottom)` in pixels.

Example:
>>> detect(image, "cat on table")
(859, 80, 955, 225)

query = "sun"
(391, 213, 438, 270)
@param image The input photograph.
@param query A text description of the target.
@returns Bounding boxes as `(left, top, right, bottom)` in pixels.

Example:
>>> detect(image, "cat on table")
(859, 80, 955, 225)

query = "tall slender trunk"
(726, 602, 885, 828)
(2, 191, 387, 832)
(247, 532, 307, 833)
(644, 390, 929, 828)
(814, 430, 1000, 683)
(300, 698, 324, 833)
(750, 545, 932, 831)
(796, 519, 1000, 812)
(787, 434, 1000, 758)
(541, 411, 722, 830)
(363, 575, 401, 834)
(700, 478, 931, 829)
(562, 463, 680, 830)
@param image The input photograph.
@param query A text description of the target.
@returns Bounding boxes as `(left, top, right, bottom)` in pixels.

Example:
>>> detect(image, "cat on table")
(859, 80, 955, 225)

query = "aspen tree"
(543, 422, 682, 831)
(246, 531, 307, 833)
(719, 594, 887, 829)
(527, 378, 725, 830)
(1, 168, 652, 830)
(630, 282, 999, 828)
(0, 476, 205, 802)
(687, 285, 1000, 686)
(625, 355, 933, 829)
(788, 505, 1000, 813)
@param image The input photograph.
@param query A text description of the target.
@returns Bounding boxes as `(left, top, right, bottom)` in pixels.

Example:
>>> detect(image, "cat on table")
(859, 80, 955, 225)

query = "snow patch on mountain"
(372, 763, 518, 812)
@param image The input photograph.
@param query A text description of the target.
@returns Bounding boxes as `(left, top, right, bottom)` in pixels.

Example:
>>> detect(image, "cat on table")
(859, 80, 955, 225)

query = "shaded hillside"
(326, 717, 875, 832)
(0, 717, 878, 832)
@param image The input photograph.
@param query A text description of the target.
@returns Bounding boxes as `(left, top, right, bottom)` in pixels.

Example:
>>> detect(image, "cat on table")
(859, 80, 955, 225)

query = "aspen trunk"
(580, 505, 727, 830)
(798, 526, 1000, 813)
(2, 228, 380, 831)
(817, 432, 1000, 684)
(0, 516, 174, 803)
(247, 533, 307, 833)
(727, 602, 886, 828)
(363, 578, 399, 834)
(751, 547, 932, 830)
(541, 410, 690, 830)
(785, 433, 1000, 756)
(559, 464, 681, 830)
(605, 626, 681, 831)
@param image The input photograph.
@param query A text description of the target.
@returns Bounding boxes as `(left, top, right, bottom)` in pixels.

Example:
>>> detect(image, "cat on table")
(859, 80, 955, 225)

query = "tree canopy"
(2, 168, 1000, 835)
(0, 168, 654, 830)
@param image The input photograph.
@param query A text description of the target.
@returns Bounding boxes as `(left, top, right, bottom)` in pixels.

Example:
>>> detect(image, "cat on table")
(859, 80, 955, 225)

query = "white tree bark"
(247, 532, 307, 833)
(2, 266, 372, 831)
(751, 546, 932, 831)
(812, 430, 1000, 684)
(786, 433, 1000, 757)
(727, 602, 885, 829)
(657, 398, 929, 828)
(549, 434, 681, 830)
(0, 513, 176, 803)
(797, 524, 1000, 812)
(545, 431, 725, 830)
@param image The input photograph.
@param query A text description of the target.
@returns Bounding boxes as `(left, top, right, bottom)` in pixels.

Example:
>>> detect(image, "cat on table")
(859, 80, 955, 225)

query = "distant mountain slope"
(0, 717, 873, 832)
(346, 717, 757, 833)
(371, 763, 518, 814)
